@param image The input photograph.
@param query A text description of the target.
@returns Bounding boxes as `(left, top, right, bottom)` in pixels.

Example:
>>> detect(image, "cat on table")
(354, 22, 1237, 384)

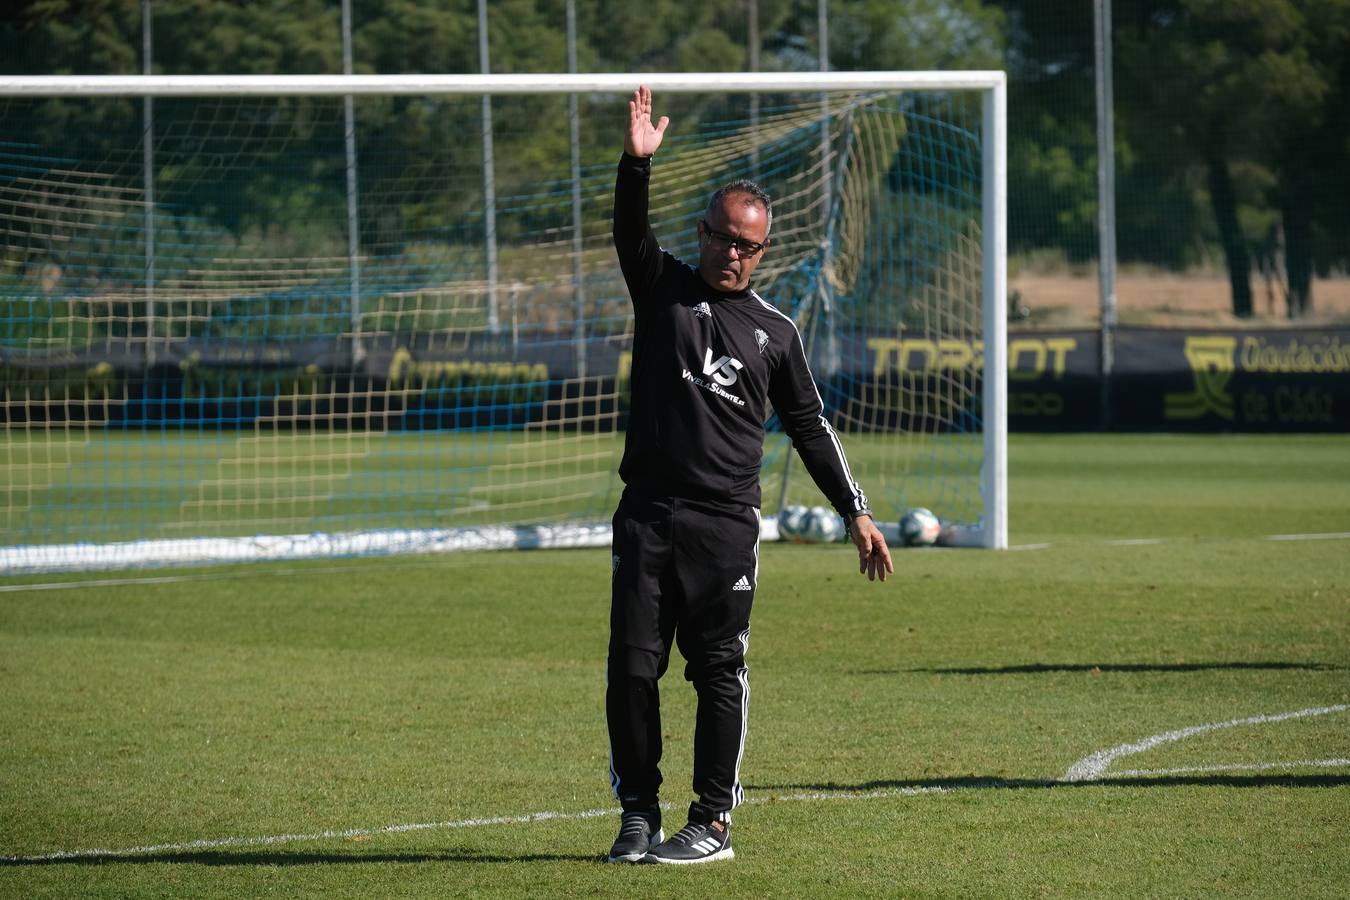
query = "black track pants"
(606, 492, 759, 823)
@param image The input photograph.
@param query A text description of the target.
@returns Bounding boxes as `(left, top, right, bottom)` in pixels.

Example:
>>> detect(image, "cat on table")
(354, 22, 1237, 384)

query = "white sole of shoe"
(641, 846, 734, 865)
(605, 827, 664, 863)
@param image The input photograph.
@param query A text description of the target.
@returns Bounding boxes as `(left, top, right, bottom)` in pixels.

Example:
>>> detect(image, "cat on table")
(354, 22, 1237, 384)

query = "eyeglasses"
(700, 220, 767, 256)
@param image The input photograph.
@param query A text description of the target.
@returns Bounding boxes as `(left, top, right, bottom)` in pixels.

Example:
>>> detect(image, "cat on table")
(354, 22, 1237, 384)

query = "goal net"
(0, 73, 1006, 571)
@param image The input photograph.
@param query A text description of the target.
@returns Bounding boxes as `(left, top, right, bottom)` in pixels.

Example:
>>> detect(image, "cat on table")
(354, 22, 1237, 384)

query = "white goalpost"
(0, 72, 1006, 572)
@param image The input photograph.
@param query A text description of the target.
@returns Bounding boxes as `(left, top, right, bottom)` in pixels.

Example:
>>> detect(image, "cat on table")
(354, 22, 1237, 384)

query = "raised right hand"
(625, 85, 669, 158)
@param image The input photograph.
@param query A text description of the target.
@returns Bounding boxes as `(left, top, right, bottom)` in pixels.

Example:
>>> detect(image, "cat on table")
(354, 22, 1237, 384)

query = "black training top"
(613, 152, 871, 520)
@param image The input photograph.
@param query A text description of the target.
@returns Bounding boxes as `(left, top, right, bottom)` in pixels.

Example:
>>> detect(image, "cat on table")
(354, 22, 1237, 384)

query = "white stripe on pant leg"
(731, 627, 751, 810)
(752, 508, 761, 586)
(733, 667, 749, 809)
(604, 661, 623, 801)
(739, 515, 757, 813)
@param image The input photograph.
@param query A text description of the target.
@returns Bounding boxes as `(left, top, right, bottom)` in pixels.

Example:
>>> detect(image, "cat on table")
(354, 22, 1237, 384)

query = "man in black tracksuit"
(606, 86, 893, 865)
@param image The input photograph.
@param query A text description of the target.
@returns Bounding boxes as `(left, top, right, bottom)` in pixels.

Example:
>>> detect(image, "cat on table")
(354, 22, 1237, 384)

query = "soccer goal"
(0, 72, 1006, 571)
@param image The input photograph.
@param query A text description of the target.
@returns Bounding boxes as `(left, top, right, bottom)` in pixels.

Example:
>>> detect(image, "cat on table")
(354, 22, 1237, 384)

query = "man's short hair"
(707, 180, 773, 236)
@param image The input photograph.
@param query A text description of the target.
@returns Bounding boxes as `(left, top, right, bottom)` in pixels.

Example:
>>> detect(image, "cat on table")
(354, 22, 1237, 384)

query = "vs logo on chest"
(702, 348, 744, 387)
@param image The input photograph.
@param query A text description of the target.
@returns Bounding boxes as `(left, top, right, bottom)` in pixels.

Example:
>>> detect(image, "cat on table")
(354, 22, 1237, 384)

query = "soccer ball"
(801, 506, 845, 544)
(777, 504, 811, 542)
(899, 507, 941, 547)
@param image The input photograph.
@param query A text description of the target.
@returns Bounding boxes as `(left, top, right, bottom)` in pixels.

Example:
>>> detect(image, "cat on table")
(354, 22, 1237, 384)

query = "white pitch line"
(10, 734, 1350, 863)
(1062, 704, 1350, 782)
(0, 560, 467, 594)
(1107, 758, 1350, 779)
(1266, 531, 1350, 542)
(1004, 532, 1350, 551)
(0, 573, 231, 593)
(0, 784, 970, 864)
(0, 807, 615, 863)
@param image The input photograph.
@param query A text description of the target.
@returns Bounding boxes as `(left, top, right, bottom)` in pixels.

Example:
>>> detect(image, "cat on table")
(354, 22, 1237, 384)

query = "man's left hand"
(849, 515, 894, 583)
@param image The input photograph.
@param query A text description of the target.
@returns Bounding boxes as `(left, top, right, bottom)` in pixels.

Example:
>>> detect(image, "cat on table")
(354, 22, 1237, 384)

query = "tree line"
(3, 0, 1347, 318)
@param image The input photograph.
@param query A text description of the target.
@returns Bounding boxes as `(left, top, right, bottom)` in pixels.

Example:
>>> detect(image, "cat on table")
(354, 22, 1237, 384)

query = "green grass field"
(1, 434, 1348, 898)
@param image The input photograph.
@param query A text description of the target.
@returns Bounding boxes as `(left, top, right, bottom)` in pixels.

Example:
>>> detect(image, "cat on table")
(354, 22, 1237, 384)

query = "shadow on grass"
(749, 773, 1350, 793)
(871, 661, 1344, 676)
(1, 849, 602, 867)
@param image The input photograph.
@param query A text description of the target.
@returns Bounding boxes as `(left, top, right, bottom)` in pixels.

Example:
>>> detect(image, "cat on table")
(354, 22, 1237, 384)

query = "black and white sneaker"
(642, 818, 733, 864)
(606, 808, 663, 863)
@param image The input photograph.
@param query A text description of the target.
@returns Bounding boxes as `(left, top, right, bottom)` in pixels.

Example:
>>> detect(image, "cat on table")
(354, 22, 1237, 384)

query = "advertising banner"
(3, 327, 1347, 432)
(1111, 329, 1347, 432)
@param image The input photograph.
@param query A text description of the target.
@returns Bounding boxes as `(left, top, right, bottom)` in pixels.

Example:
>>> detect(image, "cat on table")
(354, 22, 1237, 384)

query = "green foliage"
(356, 0, 476, 73)
(1, 0, 140, 75)
(586, 0, 764, 71)
(674, 27, 747, 73)
(826, 0, 1006, 70)
(158, 0, 342, 75)
(1113, 0, 1350, 311)
(998, 0, 1350, 312)
(3, 0, 1347, 309)
(1010, 122, 1097, 262)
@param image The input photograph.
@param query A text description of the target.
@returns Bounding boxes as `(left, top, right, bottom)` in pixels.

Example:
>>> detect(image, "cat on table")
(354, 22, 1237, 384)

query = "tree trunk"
(1282, 193, 1314, 318)
(1206, 154, 1252, 318)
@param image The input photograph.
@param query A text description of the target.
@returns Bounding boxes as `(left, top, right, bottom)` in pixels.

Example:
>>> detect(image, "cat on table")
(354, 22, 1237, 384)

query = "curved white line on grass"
(8, 708, 1349, 863)
(1107, 758, 1350, 779)
(0, 785, 969, 864)
(1062, 704, 1349, 783)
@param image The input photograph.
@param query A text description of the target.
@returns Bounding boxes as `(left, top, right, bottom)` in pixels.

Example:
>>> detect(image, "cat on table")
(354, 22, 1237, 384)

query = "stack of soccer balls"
(899, 507, 942, 547)
(778, 505, 945, 547)
(777, 504, 846, 544)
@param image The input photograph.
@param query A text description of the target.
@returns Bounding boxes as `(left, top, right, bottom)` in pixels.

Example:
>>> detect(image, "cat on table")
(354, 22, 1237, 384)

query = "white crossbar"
(0, 71, 1004, 97)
